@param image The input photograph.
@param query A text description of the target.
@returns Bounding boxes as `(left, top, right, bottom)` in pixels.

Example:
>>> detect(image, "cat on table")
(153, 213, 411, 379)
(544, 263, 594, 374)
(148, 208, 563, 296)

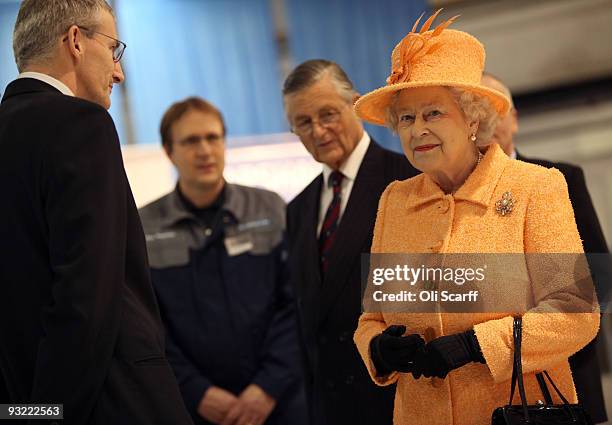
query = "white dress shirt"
(17, 72, 75, 96)
(317, 131, 371, 236)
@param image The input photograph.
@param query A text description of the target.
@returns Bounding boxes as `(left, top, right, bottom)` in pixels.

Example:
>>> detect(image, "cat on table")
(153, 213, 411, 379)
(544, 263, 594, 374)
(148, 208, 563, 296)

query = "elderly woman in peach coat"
(352, 10, 599, 425)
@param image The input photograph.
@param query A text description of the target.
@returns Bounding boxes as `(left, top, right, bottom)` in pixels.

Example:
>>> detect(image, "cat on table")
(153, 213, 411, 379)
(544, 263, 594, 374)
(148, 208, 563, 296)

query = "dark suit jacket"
(0, 78, 193, 425)
(517, 151, 608, 423)
(287, 140, 419, 425)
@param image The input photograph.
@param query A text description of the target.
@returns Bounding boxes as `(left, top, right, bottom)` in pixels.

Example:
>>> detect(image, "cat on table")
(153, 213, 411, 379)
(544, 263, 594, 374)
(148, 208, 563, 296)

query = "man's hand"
(198, 386, 239, 424)
(220, 384, 276, 425)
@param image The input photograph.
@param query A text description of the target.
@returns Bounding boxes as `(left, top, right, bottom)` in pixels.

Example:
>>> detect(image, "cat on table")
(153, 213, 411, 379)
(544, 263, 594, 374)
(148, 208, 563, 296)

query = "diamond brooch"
(495, 192, 515, 216)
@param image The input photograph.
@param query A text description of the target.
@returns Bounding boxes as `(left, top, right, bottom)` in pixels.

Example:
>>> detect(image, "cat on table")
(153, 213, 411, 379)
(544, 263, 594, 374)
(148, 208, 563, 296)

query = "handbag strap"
(541, 371, 578, 422)
(509, 317, 531, 422)
(510, 317, 577, 423)
(540, 371, 572, 405)
(509, 320, 517, 404)
(536, 373, 553, 404)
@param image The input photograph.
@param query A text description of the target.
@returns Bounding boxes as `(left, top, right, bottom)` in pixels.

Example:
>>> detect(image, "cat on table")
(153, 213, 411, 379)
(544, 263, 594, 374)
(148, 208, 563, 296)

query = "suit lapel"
(296, 175, 324, 304)
(317, 142, 387, 327)
(305, 174, 323, 281)
(290, 176, 324, 371)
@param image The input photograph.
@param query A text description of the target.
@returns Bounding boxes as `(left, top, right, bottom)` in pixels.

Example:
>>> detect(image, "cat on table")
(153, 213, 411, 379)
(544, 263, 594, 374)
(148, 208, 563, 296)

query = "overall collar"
(159, 182, 246, 228)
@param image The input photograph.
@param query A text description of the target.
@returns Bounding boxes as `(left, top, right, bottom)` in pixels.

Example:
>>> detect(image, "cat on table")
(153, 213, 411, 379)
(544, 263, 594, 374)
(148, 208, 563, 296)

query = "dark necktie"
(319, 171, 344, 274)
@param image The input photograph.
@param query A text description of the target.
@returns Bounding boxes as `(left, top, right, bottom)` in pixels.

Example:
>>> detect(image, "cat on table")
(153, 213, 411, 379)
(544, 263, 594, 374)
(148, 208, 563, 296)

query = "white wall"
(121, 133, 321, 208)
(437, 0, 612, 94)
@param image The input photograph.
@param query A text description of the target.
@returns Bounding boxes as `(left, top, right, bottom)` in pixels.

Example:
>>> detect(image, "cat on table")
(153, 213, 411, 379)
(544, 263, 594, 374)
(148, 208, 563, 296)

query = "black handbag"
(491, 317, 593, 424)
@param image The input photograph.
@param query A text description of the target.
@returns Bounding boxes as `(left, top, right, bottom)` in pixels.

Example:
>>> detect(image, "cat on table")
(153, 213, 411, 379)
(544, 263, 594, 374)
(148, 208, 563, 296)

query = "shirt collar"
(405, 144, 510, 210)
(322, 131, 370, 187)
(17, 72, 75, 96)
(159, 182, 247, 228)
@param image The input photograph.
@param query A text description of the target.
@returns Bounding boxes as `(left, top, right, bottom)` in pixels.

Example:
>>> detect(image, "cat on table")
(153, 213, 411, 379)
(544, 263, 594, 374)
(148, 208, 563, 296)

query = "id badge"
(224, 231, 254, 256)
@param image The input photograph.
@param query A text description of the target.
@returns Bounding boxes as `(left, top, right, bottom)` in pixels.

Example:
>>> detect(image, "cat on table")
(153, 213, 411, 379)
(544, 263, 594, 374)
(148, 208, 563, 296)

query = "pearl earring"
(470, 134, 477, 142)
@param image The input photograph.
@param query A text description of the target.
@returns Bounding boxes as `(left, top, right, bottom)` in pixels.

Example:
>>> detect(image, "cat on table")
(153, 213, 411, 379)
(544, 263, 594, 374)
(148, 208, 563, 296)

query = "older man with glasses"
(0, 1, 193, 424)
(283, 59, 419, 425)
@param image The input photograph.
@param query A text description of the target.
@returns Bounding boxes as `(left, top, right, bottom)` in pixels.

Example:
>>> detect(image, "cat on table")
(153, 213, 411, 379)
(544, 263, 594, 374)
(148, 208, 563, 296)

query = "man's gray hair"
(13, 0, 113, 72)
(282, 59, 356, 104)
(385, 87, 499, 145)
(482, 71, 515, 108)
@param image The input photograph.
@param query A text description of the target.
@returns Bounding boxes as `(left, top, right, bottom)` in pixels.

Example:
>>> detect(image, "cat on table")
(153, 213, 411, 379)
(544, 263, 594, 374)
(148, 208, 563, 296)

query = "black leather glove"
(370, 325, 426, 376)
(411, 329, 485, 379)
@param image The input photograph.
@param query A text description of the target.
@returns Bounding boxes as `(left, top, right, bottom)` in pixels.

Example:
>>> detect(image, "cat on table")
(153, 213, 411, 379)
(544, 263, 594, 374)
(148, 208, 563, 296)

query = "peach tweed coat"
(354, 144, 599, 425)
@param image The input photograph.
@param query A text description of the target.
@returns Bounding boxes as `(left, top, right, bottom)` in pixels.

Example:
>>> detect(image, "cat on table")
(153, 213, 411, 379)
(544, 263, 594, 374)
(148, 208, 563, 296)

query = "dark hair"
(282, 59, 355, 102)
(160, 97, 226, 151)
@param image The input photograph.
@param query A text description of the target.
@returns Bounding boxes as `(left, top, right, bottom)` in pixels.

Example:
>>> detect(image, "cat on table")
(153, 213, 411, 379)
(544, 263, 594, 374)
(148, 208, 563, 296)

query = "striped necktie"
(319, 171, 344, 274)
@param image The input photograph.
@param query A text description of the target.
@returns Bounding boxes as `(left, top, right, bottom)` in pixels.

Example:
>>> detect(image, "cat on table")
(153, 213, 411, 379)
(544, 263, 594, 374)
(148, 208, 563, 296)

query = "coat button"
(345, 375, 355, 385)
(429, 240, 444, 252)
(431, 377, 444, 388)
(338, 331, 350, 342)
(438, 199, 450, 213)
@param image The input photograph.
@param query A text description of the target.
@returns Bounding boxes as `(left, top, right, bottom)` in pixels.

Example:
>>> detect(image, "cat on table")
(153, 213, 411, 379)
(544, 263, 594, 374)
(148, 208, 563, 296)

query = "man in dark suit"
(0, 1, 193, 424)
(482, 73, 609, 424)
(283, 59, 419, 425)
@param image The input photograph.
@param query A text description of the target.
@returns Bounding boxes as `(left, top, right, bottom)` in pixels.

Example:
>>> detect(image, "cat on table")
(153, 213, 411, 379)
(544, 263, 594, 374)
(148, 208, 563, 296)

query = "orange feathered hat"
(354, 9, 510, 126)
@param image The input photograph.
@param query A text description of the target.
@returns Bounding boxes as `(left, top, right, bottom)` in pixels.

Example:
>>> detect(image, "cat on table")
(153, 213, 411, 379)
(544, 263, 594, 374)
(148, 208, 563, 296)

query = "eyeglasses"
(292, 109, 342, 136)
(79, 26, 126, 62)
(178, 133, 224, 147)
